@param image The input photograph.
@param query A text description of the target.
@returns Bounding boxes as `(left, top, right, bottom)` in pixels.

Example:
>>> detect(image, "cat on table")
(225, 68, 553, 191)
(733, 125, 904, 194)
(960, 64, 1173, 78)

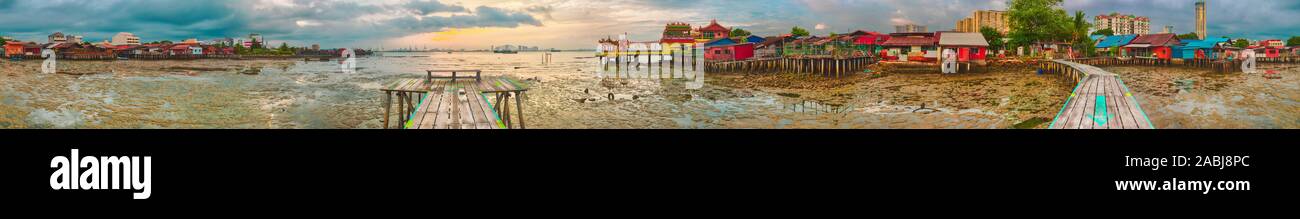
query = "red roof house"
(703, 38, 753, 61)
(4, 41, 25, 56)
(169, 44, 191, 55)
(881, 32, 938, 61)
(1125, 33, 1180, 59)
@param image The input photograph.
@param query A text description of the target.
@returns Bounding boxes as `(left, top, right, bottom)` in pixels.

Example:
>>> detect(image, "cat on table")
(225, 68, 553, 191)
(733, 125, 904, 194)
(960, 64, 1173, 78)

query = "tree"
(730, 28, 752, 37)
(235, 43, 246, 55)
(1233, 39, 1250, 48)
(1069, 11, 1091, 43)
(1007, 0, 1069, 49)
(980, 26, 1006, 51)
(791, 26, 810, 37)
(278, 42, 289, 52)
(1093, 28, 1114, 36)
(1177, 32, 1200, 40)
(1288, 36, 1300, 46)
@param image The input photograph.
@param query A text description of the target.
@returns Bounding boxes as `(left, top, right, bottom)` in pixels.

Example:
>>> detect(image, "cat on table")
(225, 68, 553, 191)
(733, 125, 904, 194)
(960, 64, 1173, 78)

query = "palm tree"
(1071, 11, 1091, 43)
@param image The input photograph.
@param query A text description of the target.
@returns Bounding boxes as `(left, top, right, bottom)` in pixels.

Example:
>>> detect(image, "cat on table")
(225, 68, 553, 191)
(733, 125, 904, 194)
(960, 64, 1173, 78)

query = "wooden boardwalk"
(381, 76, 529, 129)
(1048, 60, 1155, 129)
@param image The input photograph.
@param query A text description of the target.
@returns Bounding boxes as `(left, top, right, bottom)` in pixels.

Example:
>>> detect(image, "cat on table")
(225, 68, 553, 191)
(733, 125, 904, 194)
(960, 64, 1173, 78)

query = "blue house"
(744, 35, 766, 44)
(1172, 37, 1229, 59)
(704, 38, 739, 48)
(1095, 35, 1138, 56)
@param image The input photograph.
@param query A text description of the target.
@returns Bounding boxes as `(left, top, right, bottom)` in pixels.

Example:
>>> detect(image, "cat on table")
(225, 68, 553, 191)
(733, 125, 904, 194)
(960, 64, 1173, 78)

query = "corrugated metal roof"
(1129, 33, 1180, 46)
(1175, 37, 1230, 49)
(704, 38, 737, 47)
(882, 37, 935, 46)
(938, 32, 989, 47)
(1095, 35, 1137, 48)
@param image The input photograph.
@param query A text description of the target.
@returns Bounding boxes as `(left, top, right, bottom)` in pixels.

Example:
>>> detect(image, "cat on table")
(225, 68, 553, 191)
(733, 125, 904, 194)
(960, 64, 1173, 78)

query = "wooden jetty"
(1043, 60, 1155, 129)
(379, 72, 529, 129)
(704, 56, 879, 77)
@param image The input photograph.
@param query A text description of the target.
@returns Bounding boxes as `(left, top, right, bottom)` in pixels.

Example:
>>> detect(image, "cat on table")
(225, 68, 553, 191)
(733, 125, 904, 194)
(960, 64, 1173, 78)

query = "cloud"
(0, 0, 542, 48)
(0, 0, 1293, 49)
(403, 0, 467, 15)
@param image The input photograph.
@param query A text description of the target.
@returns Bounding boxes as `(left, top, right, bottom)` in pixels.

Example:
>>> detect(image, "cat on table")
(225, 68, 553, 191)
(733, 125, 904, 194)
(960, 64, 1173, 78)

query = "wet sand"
(0, 59, 297, 128)
(1106, 64, 1299, 129)
(526, 61, 1073, 129)
(704, 65, 1073, 129)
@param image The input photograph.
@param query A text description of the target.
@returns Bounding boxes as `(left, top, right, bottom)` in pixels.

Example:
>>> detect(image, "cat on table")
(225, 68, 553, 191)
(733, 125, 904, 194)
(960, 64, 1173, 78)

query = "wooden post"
(383, 91, 392, 129)
(397, 92, 406, 128)
(516, 91, 526, 129)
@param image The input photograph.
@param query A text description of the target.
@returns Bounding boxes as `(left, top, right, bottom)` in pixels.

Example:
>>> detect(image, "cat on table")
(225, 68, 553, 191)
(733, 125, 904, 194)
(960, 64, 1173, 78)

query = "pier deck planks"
(1049, 60, 1154, 129)
(406, 79, 501, 129)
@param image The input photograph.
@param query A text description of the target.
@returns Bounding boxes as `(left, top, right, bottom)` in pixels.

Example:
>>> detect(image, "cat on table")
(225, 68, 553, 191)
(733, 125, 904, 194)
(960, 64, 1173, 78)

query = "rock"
(583, 88, 590, 94)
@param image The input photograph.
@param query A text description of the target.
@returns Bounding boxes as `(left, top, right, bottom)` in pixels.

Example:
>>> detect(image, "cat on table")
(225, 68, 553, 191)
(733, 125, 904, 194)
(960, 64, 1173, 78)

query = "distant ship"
(491, 45, 518, 54)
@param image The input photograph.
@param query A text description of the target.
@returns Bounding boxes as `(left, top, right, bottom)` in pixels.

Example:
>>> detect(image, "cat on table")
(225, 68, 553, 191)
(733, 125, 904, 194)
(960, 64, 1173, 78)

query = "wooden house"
(1095, 35, 1137, 56)
(4, 41, 24, 57)
(850, 31, 889, 57)
(169, 44, 192, 56)
(754, 36, 790, 59)
(1124, 33, 1180, 59)
(880, 32, 937, 61)
(937, 32, 990, 64)
(1172, 37, 1229, 59)
(703, 38, 753, 61)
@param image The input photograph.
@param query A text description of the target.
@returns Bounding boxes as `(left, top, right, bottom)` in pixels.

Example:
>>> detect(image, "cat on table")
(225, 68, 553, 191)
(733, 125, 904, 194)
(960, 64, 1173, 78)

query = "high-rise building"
(895, 24, 928, 33)
(1095, 13, 1149, 35)
(956, 10, 1009, 35)
(1196, 0, 1207, 40)
(112, 32, 141, 46)
(48, 32, 67, 44)
(1162, 26, 1174, 34)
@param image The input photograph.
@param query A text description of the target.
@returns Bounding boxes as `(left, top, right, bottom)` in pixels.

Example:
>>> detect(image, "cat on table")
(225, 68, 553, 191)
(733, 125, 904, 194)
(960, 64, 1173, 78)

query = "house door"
(958, 48, 970, 62)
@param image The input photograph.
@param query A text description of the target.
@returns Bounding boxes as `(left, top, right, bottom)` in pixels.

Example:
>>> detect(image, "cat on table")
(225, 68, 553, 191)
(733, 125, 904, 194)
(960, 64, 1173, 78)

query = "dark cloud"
(0, 0, 542, 48)
(403, 0, 467, 15)
(0, 0, 15, 9)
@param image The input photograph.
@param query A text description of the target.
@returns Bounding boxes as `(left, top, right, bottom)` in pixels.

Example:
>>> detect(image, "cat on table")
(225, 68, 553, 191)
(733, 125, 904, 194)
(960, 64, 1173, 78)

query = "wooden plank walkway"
(381, 76, 530, 129)
(406, 79, 501, 129)
(1048, 60, 1155, 129)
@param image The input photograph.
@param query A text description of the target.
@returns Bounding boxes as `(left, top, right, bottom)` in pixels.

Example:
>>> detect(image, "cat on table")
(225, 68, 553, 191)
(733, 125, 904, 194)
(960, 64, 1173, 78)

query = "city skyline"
(0, 0, 1295, 49)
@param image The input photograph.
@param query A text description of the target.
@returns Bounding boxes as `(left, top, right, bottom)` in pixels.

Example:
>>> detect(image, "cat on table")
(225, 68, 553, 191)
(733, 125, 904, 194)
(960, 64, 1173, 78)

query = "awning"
(1124, 44, 1151, 48)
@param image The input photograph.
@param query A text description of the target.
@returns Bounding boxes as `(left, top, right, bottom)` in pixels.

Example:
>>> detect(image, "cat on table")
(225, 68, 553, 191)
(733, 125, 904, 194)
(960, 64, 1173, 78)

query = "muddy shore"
(3, 55, 1292, 129)
(704, 64, 1073, 129)
(1106, 64, 1299, 128)
(0, 59, 298, 128)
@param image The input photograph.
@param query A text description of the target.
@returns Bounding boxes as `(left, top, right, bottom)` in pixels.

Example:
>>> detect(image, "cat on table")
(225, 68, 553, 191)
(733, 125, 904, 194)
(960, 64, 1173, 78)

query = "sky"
(0, 0, 1295, 50)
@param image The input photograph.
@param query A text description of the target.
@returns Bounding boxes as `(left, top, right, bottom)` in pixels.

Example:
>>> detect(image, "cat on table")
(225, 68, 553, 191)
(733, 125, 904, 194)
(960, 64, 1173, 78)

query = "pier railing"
(1060, 57, 1260, 73)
